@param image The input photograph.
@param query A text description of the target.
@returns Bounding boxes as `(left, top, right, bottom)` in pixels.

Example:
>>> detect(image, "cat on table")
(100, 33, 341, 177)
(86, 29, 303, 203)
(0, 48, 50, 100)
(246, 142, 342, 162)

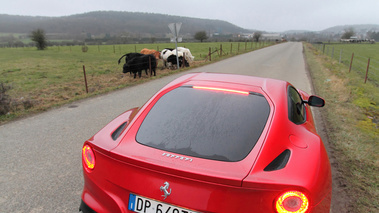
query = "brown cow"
(140, 48, 160, 59)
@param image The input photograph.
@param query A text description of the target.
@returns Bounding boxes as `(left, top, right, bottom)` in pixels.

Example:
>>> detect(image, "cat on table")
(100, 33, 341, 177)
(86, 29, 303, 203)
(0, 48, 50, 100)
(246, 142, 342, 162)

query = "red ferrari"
(80, 73, 332, 213)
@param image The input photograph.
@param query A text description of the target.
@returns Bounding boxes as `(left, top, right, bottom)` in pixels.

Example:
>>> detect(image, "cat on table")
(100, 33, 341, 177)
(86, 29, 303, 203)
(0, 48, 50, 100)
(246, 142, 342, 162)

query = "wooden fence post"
(349, 53, 354, 73)
(365, 58, 370, 83)
(182, 52, 186, 68)
(209, 47, 211, 61)
(331, 47, 334, 58)
(230, 43, 233, 55)
(82, 65, 89, 94)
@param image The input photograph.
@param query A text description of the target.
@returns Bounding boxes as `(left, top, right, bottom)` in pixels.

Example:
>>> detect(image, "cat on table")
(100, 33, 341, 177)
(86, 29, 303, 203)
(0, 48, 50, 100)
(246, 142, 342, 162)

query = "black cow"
(118, 53, 144, 64)
(123, 54, 157, 78)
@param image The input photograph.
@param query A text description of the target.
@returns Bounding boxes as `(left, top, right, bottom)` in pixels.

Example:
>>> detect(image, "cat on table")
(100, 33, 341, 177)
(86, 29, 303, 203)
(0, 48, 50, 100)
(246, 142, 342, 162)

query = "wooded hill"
(0, 11, 251, 39)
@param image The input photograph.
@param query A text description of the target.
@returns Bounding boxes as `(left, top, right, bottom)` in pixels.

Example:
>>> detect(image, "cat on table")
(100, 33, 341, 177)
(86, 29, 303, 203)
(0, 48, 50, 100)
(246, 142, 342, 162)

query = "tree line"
(20, 29, 260, 50)
(341, 28, 379, 41)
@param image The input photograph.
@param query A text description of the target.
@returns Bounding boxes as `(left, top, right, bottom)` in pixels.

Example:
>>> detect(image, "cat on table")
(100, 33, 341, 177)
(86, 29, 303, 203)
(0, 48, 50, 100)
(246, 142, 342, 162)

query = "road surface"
(1, 42, 320, 212)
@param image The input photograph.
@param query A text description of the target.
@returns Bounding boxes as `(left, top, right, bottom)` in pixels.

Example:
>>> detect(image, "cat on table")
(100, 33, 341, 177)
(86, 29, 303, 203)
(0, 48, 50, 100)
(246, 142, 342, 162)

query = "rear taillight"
(275, 191, 309, 213)
(82, 145, 95, 170)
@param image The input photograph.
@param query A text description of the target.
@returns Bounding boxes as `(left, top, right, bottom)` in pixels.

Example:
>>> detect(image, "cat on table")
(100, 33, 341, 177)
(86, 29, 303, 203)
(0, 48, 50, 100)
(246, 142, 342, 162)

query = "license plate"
(128, 194, 199, 213)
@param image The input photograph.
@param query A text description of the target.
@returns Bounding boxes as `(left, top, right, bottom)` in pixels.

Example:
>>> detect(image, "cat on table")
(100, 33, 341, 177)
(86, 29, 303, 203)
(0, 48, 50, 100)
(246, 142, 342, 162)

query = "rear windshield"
(136, 86, 270, 162)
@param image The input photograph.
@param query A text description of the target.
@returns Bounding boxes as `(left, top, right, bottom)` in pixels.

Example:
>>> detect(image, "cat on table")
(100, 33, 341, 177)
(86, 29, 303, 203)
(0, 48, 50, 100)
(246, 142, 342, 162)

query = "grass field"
(312, 43, 379, 84)
(0, 41, 273, 123)
(305, 43, 378, 212)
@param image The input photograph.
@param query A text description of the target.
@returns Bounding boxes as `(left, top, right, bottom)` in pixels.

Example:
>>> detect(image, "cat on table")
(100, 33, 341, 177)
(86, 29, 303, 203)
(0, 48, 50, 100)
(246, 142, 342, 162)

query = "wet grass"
(312, 43, 379, 84)
(304, 43, 378, 212)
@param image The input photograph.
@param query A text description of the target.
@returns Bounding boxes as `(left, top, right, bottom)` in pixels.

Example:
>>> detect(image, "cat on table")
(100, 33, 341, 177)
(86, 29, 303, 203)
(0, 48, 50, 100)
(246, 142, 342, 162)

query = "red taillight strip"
(192, 86, 249, 95)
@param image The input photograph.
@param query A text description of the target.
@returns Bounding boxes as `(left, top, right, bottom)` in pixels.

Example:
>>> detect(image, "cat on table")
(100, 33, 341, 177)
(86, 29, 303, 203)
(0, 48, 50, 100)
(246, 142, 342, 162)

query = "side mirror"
(306, 95, 325, 107)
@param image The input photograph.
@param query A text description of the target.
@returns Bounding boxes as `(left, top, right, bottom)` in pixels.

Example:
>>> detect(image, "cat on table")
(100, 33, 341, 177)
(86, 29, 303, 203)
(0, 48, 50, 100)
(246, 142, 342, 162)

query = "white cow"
(161, 48, 189, 69)
(176, 47, 195, 63)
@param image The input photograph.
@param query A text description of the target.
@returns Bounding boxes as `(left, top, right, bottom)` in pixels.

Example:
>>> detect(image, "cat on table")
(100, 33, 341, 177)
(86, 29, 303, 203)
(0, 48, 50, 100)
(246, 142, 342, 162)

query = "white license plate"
(128, 194, 199, 213)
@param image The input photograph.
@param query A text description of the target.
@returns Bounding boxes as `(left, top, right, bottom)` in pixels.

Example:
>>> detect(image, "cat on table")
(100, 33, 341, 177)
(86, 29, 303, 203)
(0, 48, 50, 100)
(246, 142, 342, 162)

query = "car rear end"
(80, 73, 331, 213)
(81, 146, 293, 213)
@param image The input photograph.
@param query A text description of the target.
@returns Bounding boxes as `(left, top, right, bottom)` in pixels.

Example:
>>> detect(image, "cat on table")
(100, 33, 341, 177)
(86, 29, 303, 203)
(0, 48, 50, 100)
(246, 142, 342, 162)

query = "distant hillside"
(1, 11, 377, 44)
(282, 24, 379, 35)
(322, 24, 379, 33)
(0, 11, 251, 37)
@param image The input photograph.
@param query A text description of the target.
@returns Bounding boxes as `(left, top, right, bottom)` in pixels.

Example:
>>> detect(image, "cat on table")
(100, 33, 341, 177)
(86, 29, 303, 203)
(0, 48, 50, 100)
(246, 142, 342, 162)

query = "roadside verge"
(303, 42, 378, 212)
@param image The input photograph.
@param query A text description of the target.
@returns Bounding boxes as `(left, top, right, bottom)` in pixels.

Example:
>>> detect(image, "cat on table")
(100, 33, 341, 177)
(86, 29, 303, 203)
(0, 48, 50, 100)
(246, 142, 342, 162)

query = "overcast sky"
(0, 0, 378, 32)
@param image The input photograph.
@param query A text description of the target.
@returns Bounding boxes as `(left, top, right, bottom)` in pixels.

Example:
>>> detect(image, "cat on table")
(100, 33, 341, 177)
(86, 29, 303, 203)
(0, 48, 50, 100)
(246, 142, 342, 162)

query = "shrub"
(0, 83, 11, 115)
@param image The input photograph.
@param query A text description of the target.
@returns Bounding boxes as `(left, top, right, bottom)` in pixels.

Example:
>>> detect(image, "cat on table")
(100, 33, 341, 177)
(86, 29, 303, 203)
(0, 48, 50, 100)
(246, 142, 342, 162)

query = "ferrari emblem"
(160, 182, 172, 200)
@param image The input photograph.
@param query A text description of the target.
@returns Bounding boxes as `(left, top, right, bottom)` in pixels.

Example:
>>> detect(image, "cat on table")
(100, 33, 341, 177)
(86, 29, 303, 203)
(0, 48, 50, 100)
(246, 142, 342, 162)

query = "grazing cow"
(140, 48, 161, 59)
(118, 53, 144, 64)
(160, 49, 173, 68)
(176, 47, 195, 63)
(123, 54, 157, 78)
(161, 48, 189, 69)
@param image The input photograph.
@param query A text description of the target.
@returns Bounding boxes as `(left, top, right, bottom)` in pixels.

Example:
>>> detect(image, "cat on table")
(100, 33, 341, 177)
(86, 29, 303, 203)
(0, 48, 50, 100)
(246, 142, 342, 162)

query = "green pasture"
(0, 41, 273, 122)
(313, 43, 379, 84)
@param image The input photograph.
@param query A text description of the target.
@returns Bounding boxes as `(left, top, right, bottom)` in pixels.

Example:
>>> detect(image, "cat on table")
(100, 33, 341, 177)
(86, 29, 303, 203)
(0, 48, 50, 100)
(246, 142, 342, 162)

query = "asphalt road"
(0, 42, 317, 212)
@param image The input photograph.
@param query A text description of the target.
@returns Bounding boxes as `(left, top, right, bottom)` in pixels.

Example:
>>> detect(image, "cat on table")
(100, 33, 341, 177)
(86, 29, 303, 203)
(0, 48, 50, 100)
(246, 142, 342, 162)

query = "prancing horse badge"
(160, 182, 172, 200)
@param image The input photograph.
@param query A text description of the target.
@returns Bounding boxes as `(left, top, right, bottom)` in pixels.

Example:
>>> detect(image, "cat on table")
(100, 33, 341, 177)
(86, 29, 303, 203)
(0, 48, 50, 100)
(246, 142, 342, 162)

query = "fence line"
(5, 42, 275, 61)
(313, 43, 378, 85)
(205, 41, 274, 61)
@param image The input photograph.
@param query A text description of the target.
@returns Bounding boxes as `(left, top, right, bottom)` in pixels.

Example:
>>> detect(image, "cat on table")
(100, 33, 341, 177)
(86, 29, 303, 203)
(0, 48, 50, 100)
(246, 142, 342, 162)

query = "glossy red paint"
(80, 73, 332, 213)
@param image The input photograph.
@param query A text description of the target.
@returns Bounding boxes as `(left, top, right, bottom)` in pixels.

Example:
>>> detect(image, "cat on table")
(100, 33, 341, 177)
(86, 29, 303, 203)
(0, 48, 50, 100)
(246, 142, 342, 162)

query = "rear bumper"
(81, 147, 331, 212)
(81, 151, 283, 213)
(79, 200, 96, 213)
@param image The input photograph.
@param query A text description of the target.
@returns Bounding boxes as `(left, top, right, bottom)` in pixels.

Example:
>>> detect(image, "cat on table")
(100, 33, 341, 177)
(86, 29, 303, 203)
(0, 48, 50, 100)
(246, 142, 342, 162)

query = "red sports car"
(80, 73, 332, 213)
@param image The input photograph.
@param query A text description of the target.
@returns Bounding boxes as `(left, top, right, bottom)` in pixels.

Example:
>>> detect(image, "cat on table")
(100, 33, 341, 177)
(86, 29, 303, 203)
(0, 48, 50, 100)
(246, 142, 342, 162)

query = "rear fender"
(87, 107, 139, 152)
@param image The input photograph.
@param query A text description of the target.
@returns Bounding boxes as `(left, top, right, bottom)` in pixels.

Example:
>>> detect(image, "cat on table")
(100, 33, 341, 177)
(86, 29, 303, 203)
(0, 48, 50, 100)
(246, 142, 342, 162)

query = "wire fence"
(205, 41, 273, 61)
(312, 43, 379, 85)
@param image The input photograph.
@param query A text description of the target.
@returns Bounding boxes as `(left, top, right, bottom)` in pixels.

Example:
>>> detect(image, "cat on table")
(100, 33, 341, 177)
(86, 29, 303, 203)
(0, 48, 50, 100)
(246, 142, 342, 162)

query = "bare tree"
(341, 28, 355, 39)
(253, 31, 262, 42)
(367, 31, 379, 41)
(30, 29, 47, 50)
(194, 31, 208, 42)
(0, 83, 11, 115)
